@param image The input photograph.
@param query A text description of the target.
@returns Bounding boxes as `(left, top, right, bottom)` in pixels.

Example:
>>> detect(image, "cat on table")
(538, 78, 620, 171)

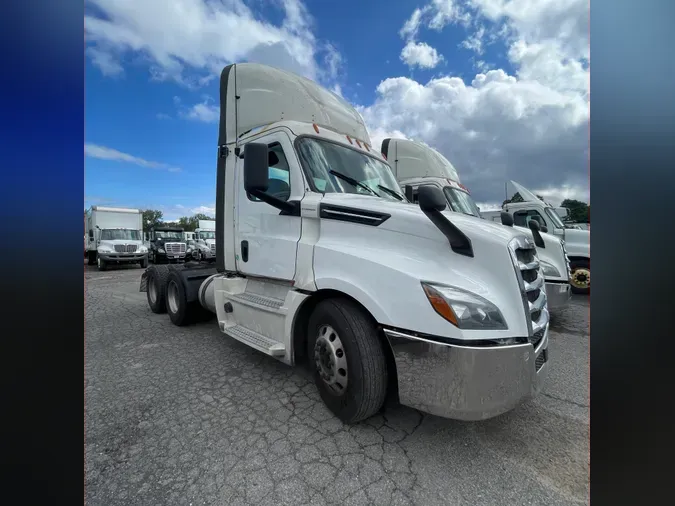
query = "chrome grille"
(508, 236, 550, 338)
(561, 240, 572, 278)
(113, 244, 138, 253)
(165, 242, 186, 254)
(210, 243, 216, 254)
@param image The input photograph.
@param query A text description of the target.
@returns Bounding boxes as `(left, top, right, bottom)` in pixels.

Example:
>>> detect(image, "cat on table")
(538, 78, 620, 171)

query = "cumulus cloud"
(361, 0, 589, 206)
(85, 0, 343, 87)
(400, 41, 444, 69)
(191, 204, 216, 216)
(85, 144, 182, 172)
(180, 101, 220, 123)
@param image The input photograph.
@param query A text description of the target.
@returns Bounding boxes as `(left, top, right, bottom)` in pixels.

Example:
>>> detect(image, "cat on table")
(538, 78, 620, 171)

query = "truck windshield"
(297, 138, 403, 202)
(545, 207, 566, 229)
(443, 187, 481, 217)
(100, 229, 141, 240)
(199, 231, 216, 240)
(155, 231, 183, 240)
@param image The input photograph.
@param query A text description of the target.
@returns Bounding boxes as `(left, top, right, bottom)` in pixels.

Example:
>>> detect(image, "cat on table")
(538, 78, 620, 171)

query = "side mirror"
(404, 185, 414, 202)
(500, 212, 514, 227)
(528, 219, 545, 248)
(417, 185, 447, 212)
(541, 225, 548, 233)
(243, 142, 269, 194)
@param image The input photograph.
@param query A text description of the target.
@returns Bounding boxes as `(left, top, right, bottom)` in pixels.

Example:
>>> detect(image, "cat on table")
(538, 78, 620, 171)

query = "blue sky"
(85, 0, 588, 219)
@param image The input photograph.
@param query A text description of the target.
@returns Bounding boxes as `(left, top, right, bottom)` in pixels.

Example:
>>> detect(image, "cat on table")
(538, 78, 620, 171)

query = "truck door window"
(514, 210, 547, 228)
(248, 142, 291, 202)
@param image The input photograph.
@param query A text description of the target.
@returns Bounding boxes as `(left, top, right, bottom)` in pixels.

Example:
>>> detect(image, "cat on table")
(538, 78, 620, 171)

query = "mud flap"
(139, 271, 148, 292)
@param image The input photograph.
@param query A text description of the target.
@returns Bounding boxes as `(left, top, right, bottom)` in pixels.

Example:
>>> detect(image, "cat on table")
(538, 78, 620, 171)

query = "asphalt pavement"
(85, 262, 589, 506)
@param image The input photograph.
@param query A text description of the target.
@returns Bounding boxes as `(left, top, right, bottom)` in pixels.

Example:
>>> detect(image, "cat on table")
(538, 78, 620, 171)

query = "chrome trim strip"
(322, 209, 382, 221)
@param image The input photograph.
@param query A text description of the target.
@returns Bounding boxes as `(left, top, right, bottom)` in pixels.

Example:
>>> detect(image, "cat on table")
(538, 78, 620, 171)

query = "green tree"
(142, 209, 164, 230)
(560, 199, 589, 223)
(177, 213, 215, 232)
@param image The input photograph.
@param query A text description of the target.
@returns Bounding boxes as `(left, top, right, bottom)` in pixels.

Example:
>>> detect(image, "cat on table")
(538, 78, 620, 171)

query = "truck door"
(234, 132, 302, 281)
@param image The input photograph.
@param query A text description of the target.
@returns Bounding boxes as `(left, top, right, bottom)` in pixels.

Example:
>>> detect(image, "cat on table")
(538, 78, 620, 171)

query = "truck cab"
(383, 138, 571, 309)
(193, 220, 217, 262)
(141, 63, 550, 424)
(147, 227, 187, 264)
(499, 181, 590, 295)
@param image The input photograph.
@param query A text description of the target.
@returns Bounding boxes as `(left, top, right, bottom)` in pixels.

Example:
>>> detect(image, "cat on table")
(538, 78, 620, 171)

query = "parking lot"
(85, 262, 589, 506)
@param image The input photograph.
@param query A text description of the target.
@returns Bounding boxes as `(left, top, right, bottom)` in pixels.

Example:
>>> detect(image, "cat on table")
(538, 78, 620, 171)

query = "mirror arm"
(249, 189, 300, 216)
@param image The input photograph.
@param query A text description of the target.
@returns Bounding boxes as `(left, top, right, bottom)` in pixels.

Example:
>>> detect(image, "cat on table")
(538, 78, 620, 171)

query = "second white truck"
(382, 137, 571, 309)
(84, 206, 148, 270)
(140, 62, 550, 424)
(192, 219, 217, 262)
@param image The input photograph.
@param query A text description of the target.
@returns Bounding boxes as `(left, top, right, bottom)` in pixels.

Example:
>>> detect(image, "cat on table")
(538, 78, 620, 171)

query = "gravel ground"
(85, 262, 589, 506)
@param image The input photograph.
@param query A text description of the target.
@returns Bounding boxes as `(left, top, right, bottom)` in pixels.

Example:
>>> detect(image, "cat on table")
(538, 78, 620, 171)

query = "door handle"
(241, 240, 248, 262)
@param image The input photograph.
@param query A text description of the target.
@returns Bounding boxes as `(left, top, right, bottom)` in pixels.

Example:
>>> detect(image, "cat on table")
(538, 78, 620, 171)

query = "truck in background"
(485, 181, 590, 295)
(192, 219, 217, 262)
(140, 62, 550, 424)
(147, 226, 188, 264)
(382, 138, 571, 310)
(84, 206, 148, 271)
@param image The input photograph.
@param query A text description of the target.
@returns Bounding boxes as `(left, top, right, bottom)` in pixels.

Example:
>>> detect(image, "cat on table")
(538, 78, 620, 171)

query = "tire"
(140, 257, 148, 268)
(146, 265, 169, 314)
(97, 256, 107, 271)
(307, 298, 388, 424)
(570, 258, 590, 295)
(87, 251, 96, 266)
(165, 271, 199, 326)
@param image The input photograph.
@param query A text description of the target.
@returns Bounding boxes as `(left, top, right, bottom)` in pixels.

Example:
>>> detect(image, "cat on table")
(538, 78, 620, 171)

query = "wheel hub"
(148, 277, 157, 303)
(571, 268, 590, 288)
(167, 280, 179, 313)
(314, 325, 348, 394)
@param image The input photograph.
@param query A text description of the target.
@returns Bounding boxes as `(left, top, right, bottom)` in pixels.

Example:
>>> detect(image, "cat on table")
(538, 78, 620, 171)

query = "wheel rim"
(167, 280, 180, 314)
(571, 267, 590, 289)
(148, 276, 157, 303)
(314, 325, 348, 394)
(97, 257, 101, 267)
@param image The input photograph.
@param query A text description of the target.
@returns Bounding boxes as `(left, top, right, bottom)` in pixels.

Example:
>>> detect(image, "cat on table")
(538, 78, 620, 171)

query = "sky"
(84, 0, 590, 219)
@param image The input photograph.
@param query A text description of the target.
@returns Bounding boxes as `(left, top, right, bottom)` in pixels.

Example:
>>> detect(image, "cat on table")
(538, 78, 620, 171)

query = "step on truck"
(84, 206, 148, 270)
(483, 181, 590, 295)
(140, 63, 550, 423)
(383, 137, 571, 310)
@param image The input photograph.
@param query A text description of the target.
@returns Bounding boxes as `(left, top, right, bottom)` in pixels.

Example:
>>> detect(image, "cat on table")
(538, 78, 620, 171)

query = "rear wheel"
(307, 298, 388, 424)
(165, 271, 201, 326)
(146, 265, 169, 313)
(570, 259, 590, 295)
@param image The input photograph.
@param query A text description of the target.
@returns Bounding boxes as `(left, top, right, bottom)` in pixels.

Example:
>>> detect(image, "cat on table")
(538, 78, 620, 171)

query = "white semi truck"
(140, 63, 550, 423)
(84, 206, 148, 271)
(382, 138, 571, 309)
(483, 181, 590, 295)
(192, 219, 217, 261)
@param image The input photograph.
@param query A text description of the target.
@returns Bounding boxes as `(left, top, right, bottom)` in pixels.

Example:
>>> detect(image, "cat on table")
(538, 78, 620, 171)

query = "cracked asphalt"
(85, 262, 589, 506)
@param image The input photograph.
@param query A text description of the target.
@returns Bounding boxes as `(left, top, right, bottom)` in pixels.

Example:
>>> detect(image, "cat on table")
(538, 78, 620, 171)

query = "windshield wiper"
(329, 170, 380, 197)
(377, 185, 405, 201)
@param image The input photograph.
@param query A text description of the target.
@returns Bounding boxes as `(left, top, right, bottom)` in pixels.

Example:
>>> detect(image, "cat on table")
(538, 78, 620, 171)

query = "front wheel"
(97, 256, 107, 271)
(570, 259, 590, 295)
(307, 298, 388, 424)
(139, 257, 148, 268)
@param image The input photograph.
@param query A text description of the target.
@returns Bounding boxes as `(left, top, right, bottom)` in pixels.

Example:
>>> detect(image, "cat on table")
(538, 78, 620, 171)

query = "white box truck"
(382, 138, 571, 309)
(85, 206, 148, 271)
(193, 219, 217, 261)
(140, 63, 550, 423)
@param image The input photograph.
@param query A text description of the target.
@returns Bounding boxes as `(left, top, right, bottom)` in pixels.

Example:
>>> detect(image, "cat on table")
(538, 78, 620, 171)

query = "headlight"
(158, 248, 165, 253)
(98, 247, 112, 253)
(138, 246, 148, 253)
(539, 260, 561, 277)
(421, 282, 507, 330)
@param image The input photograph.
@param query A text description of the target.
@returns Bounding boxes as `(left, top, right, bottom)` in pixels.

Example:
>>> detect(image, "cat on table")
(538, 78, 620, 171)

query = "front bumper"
(544, 281, 571, 309)
(384, 327, 549, 421)
(98, 252, 148, 263)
